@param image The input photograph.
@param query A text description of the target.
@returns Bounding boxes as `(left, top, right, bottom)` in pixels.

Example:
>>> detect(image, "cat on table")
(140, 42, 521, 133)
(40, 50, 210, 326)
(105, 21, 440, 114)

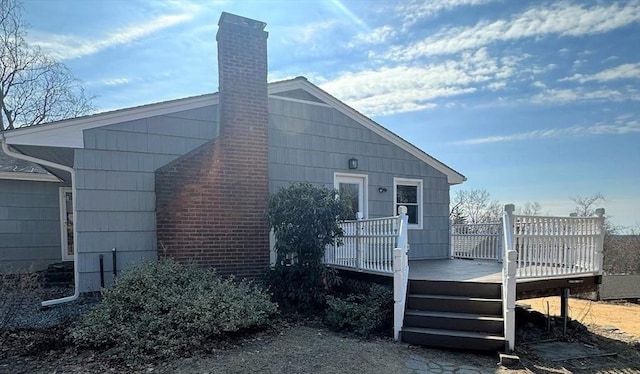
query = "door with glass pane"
(59, 188, 74, 261)
(334, 174, 367, 220)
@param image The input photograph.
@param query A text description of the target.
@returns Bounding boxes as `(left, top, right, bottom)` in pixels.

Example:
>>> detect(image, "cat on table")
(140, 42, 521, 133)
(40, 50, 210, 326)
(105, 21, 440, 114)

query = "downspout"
(1, 136, 80, 307)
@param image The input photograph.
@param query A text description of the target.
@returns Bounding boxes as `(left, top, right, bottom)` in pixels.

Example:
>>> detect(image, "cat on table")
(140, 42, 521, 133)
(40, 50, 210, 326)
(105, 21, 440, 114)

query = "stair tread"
(408, 293, 501, 302)
(405, 310, 503, 321)
(402, 326, 505, 340)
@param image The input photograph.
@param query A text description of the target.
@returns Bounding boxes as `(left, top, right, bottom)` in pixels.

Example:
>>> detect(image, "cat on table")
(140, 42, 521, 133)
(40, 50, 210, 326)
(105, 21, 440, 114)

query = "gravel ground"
(1, 286, 98, 330)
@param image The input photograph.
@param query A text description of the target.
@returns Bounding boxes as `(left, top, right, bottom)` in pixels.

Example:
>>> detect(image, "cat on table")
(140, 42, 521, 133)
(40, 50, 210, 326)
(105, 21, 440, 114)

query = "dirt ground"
(1, 297, 639, 373)
(522, 297, 640, 338)
(0, 323, 515, 374)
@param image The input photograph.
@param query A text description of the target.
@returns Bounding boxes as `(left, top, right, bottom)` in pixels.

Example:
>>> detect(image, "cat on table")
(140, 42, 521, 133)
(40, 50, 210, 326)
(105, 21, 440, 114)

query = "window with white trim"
(393, 178, 423, 229)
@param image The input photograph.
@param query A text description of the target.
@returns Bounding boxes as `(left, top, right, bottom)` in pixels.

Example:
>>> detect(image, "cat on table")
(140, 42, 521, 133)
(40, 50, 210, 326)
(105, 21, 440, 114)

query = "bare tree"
(568, 193, 639, 274)
(518, 201, 543, 216)
(449, 201, 467, 224)
(570, 193, 605, 217)
(0, 0, 93, 131)
(451, 189, 501, 224)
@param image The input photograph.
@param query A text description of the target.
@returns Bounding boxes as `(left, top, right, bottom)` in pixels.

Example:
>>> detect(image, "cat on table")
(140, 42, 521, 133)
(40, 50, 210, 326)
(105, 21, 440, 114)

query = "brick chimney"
(155, 13, 270, 278)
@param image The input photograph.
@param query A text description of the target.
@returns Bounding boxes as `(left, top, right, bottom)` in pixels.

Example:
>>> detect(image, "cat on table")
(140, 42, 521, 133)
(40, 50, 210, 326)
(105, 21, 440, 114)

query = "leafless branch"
(0, 0, 93, 131)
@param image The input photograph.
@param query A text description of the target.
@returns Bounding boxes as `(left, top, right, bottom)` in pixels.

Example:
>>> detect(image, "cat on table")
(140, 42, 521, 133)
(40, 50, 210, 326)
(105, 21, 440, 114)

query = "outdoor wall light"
(378, 187, 387, 193)
(348, 158, 358, 169)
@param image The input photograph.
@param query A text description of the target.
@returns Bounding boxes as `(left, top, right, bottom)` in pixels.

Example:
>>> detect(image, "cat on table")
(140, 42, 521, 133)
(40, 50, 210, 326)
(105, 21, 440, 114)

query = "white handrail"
(512, 211, 605, 278)
(325, 215, 399, 273)
(451, 222, 502, 260)
(393, 206, 409, 341)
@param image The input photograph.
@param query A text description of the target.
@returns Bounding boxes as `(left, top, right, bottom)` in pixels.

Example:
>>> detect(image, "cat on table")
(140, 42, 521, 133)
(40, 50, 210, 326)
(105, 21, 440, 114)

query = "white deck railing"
(511, 211, 605, 278)
(323, 207, 409, 341)
(325, 215, 399, 273)
(501, 204, 606, 352)
(451, 222, 503, 260)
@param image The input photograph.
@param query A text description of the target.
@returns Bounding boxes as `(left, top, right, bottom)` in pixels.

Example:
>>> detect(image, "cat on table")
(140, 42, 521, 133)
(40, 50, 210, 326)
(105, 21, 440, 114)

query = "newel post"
(503, 204, 517, 352)
(595, 208, 605, 273)
(356, 216, 362, 271)
(393, 205, 408, 341)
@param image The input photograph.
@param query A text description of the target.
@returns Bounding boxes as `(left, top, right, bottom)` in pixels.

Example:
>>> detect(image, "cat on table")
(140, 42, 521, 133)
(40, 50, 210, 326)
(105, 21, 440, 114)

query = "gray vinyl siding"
(268, 98, 451, 259)
(0, 179, 62, 273)
(74, 106, 218, 291)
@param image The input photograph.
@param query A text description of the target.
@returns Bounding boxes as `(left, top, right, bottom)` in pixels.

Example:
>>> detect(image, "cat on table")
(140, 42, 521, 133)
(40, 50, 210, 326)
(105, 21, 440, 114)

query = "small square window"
(394, 178, 423, 229)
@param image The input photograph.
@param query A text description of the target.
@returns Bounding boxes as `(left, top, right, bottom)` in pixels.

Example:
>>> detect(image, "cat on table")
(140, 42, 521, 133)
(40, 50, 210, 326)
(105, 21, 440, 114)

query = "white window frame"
(393, 177, 423, 229)
(334, 172, 368, 220)
(59, 187, 74, 261)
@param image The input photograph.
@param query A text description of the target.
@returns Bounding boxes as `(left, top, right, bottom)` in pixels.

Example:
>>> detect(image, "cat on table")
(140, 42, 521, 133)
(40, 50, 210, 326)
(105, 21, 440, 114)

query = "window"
(393, 178, 423, 229)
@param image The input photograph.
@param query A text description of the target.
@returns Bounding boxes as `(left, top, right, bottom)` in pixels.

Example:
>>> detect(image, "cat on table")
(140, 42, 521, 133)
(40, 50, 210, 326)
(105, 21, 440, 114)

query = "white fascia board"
(3, 94, 219, 148)
(0, 171, 61, 182)
(288, 80, 466, 185)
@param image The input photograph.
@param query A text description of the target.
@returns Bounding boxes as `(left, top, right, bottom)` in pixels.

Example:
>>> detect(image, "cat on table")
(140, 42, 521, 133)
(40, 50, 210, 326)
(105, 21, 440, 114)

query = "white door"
(59, 187, 74, 261)
(334, 173, 368, 219)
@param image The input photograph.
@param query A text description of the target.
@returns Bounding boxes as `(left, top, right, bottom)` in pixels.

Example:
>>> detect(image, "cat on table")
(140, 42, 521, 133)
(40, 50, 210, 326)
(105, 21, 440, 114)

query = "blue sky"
(21, 0, 640, 229)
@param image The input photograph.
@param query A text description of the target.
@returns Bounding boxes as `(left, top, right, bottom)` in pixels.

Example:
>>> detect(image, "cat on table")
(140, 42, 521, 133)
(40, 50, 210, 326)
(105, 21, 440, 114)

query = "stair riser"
(404, 315, 503, 334)
(402, 331, 505, 351)
(408, 281, 501, 299)
(407, 297, 502, 315)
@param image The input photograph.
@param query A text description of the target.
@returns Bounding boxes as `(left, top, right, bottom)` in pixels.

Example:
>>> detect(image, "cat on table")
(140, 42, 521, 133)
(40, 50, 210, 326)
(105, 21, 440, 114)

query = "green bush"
(325, 284, 393, 336)
(267, 264, 340, 313)
(71, 260, 277, 363)
(267, 183, 351, 314)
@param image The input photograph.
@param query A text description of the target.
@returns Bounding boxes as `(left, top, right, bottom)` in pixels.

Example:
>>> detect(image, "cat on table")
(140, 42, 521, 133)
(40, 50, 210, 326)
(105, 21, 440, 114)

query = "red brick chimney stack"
(156, 13, 270, 278)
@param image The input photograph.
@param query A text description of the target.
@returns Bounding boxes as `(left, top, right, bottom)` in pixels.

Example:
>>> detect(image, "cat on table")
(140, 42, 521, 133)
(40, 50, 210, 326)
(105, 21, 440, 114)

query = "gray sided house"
(0, 13, 464, 294)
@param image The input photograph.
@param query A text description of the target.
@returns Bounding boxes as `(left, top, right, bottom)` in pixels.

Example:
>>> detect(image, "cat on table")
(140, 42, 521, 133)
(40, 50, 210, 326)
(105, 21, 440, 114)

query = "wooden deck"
(406, 258, 601, 299)
(409, 259, 502, 282)
(333, 258, 601, 299)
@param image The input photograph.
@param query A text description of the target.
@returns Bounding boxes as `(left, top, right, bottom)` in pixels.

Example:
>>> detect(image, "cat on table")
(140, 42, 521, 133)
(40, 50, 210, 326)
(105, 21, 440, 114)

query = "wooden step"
(402, 326, 505, 351)
(404, 310, 503, 334)
(408, 280, 501, 299)
(406, 294, 502, 315)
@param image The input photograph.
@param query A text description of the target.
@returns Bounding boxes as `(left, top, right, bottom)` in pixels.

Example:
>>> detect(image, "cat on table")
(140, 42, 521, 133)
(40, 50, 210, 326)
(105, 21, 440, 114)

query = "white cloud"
(283, 20, 338, 45)
(453, 120, 640, 145)
(28, 12, 196, 60)
(532, 81, 546, 89)
(319, 47, 519, 116)
(386, 2, 640, 61)
(396, 0, 498, 28)
(530, 87, 640, 104)
(103, 78, 131, 86)
(348, 26, 395, 47)
(559, 63, 640, 83)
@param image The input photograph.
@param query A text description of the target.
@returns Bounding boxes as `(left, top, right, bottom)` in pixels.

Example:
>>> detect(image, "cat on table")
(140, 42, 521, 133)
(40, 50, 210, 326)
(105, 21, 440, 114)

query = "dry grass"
(522, 297, 640, 338)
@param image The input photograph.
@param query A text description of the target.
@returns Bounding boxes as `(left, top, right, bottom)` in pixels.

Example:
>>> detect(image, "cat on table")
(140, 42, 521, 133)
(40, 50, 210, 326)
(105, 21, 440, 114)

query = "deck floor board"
(409, 259, 503, 282)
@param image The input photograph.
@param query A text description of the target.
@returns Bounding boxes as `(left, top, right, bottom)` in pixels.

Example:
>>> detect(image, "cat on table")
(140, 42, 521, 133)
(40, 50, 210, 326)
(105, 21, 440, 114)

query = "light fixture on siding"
(348, 158, 358, 169)
(378, 187, 387, 193)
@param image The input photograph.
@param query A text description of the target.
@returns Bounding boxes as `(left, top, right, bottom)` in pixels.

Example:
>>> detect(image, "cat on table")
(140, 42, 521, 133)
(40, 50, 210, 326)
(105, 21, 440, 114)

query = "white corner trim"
(269, 95, 332, 107)
(0, 171, 61, 182)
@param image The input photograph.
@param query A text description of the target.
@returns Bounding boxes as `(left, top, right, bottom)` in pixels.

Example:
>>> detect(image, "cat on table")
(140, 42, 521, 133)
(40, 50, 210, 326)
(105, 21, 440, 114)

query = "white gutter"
(1, 135, 80, 307)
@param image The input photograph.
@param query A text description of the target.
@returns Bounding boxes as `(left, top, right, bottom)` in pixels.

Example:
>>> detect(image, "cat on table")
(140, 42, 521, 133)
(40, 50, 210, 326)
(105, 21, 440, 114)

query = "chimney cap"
(219, 12, 266, 31)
